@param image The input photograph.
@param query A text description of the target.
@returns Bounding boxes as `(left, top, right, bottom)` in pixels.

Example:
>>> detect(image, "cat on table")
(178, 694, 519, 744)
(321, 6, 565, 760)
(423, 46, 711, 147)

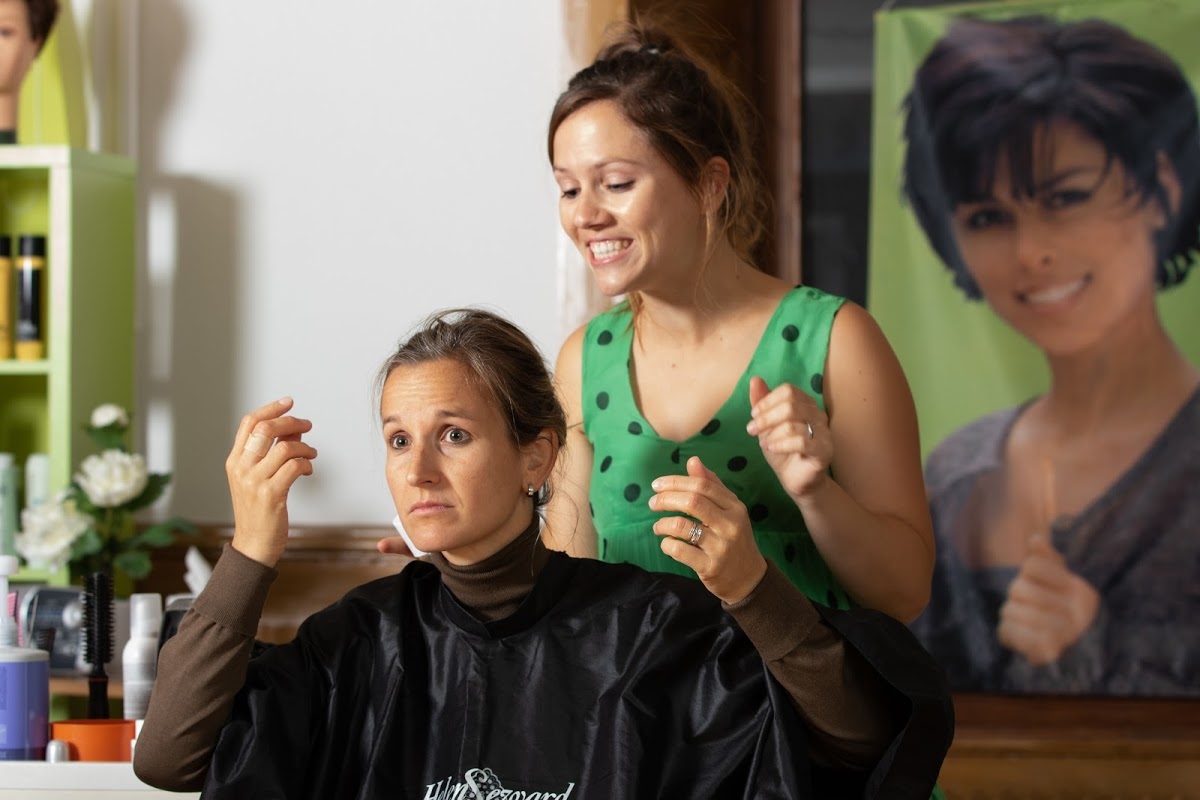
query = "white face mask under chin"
(393, 515, 432, 558)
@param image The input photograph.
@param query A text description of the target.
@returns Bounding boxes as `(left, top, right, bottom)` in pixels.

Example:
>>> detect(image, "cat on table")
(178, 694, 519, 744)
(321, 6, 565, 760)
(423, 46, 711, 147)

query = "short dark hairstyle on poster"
(901, 15, 1200, 299)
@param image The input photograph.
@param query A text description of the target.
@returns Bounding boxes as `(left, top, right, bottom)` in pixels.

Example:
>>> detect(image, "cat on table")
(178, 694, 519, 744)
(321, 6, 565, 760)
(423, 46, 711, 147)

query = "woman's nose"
(574, 189, 610, 229)
(406, 441, 439, 486)
(1015, 217, 1056, 271)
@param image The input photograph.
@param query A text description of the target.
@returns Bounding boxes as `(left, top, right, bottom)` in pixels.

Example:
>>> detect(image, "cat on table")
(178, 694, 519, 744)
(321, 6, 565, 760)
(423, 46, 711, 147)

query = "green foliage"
(84, 422, 128, 453)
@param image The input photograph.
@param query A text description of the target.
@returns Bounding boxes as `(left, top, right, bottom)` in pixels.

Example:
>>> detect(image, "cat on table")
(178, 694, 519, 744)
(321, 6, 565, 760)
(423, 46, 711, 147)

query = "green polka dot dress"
(582, 286, 854, 610)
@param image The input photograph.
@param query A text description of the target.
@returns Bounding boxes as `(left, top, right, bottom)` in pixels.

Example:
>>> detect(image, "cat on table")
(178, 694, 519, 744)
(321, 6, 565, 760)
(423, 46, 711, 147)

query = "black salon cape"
(202, 554, 952, 799)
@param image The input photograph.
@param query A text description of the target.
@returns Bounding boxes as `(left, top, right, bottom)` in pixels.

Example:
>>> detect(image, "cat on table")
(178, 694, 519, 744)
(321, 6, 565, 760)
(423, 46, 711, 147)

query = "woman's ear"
(1153, 150, 1182, 228)
(700, 156, 732, 216)
(522, 429, 559, 493)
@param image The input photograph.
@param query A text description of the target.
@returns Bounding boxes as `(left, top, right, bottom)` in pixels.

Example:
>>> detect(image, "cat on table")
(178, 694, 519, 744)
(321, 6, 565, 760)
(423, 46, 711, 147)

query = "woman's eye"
(389, 434, 409, 449)
(1044, 189, 1090, 210)
(606, 181, 633, 192)
(963, 208, 1007, 230)
(445, 428, 469, 444)
(560, 187, 579, 199)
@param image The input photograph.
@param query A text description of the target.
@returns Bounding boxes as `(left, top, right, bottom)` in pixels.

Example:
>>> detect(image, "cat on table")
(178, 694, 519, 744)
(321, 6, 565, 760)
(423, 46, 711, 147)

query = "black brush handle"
(87, 673, 110, 719)
(82, 571, 114, 719)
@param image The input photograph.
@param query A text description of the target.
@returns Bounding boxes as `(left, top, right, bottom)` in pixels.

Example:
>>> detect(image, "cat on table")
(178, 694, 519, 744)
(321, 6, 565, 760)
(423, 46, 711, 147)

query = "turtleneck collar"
(427, 513, 549, 623)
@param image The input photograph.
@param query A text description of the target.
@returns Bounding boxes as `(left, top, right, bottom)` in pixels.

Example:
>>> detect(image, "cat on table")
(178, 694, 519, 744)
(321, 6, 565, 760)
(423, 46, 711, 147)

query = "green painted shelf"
(0, 146, 136, 587)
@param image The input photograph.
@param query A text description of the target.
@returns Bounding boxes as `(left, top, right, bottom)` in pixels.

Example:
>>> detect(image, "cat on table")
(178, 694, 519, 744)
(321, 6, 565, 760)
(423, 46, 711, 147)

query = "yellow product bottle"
(14, 234, 45, 361)
(0, 236, 11, 358)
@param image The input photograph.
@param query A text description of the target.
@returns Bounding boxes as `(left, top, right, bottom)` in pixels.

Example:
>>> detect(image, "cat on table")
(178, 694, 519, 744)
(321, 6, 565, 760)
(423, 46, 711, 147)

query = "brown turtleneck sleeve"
(723, 559, 900, 769)
(134, 545, 281, 792)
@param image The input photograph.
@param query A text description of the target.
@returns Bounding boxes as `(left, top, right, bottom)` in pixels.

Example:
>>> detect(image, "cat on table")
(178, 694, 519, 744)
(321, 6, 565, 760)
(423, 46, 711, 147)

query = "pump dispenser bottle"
(0, 554, 50, 760)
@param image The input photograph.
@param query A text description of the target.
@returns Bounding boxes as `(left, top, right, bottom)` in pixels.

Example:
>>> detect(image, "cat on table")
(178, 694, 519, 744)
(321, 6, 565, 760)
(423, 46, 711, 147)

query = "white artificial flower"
(90, 403, 130, 429)
(14, 492, 94, 571)
(75, 449, 149, 507)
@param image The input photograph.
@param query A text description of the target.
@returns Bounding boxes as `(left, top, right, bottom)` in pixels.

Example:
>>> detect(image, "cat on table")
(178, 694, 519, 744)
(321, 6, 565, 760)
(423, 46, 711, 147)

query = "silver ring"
(806, 421, 814, 440)
(688, 523, 703, 546)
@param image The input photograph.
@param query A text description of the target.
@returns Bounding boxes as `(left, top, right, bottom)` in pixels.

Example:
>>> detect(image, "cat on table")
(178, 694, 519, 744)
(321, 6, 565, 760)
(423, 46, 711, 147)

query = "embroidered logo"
(423, 768, 576, 800)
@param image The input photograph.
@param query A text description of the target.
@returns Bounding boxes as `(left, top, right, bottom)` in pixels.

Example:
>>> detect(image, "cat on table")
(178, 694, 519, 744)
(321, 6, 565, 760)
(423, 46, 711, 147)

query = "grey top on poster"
(911, 387, 1200, 696)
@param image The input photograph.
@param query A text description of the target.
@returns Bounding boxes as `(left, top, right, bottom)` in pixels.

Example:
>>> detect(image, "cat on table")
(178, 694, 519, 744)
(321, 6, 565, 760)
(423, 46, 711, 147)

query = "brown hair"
(548, 20, 768, 271)
(24, 0, 58, 49)
(375, 308, 567, 506)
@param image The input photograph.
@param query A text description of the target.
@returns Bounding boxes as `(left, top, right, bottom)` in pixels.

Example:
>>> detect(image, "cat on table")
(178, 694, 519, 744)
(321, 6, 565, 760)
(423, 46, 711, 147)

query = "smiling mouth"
(588, 239, 631, 259)
(1020, 276, 1090, 305)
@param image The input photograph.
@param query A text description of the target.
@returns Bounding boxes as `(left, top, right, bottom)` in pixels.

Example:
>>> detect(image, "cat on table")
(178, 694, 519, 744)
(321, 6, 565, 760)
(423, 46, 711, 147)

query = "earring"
(526, 484, 536, 497)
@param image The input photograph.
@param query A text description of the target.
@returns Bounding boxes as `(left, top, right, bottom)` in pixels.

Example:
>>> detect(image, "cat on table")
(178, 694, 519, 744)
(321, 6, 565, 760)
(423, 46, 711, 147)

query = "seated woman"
(133, 308, 952, 799)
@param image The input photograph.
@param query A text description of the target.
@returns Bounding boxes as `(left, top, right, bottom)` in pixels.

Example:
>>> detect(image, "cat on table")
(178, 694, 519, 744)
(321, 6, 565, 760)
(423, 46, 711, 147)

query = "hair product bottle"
(0, 454, 18, 557)
(0, 235, 12, 358)
(121, 593, 162, 721)
(14, 234, 46, 361)
(0, 554, 50, 761)
(23, 453, 49, 511)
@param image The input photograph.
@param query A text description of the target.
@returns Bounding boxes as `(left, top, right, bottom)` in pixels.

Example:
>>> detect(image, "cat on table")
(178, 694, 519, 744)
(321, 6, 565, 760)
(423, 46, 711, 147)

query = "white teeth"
(589, 240, 629, 257)
(1025, 277, 1086, 305)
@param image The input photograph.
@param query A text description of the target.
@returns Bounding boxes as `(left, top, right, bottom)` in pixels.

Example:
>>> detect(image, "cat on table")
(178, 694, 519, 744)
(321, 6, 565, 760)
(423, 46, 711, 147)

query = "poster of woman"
(869, 0, 1200, 695)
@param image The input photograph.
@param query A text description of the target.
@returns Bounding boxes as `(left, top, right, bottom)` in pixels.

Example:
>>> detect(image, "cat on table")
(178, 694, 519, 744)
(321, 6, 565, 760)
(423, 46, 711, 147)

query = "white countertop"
(0, 762, 199, 798)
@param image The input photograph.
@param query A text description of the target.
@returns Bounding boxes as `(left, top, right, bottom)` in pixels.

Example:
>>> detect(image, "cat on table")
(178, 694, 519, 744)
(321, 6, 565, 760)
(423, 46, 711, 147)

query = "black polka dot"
(810, 373, 824, 394)
(727, 455, 748, 472)
(784, 543, 797, 563)
(597, 330, 613, 345)
(596, 391, 609, 410)
(781, 325, 799, 342)
(589, 502, 595, 518)
(600, 455, 612, 473)
(670, 447, 681, 464)
(628, 421, 643, 435)
(700, 419, 720, 436)
(749, 504, 769, 523)
(623, 484, 641, 502)
(825, 590, 840, 609)
(602, 539, 609, 558)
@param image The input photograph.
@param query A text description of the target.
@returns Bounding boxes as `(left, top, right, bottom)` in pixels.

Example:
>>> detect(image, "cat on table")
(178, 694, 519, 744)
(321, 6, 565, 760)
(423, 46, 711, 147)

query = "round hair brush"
(81, 571, 114, 719)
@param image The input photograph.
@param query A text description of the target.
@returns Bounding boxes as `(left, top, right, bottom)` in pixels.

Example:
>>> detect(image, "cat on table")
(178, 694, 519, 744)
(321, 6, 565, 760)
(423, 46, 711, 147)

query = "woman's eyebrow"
(1034, 164, 1106, 191)
(381, 408, 479, 427)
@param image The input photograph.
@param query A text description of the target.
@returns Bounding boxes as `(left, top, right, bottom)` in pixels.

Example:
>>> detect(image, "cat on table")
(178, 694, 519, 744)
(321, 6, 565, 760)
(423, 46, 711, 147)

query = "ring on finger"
(244, 432, 271, 456)
(688, 522, 704, 546)
(805, 421, 814, 440)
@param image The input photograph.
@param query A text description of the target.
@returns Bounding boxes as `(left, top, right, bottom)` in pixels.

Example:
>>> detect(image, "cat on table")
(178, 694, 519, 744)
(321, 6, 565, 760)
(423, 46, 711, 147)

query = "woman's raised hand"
(226, 397, 317, 568)
(650, 456, 767, 604)
(998, 535, 1100, 665)
(746, 376, 834, 502)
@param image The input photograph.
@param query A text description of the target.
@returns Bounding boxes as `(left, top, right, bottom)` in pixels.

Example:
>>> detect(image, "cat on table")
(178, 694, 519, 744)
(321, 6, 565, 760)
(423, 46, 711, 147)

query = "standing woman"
(545, 23, 934, 622)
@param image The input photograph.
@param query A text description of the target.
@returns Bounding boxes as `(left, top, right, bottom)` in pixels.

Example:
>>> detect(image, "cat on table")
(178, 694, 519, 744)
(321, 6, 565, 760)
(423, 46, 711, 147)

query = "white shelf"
(0, 762, 198, 798)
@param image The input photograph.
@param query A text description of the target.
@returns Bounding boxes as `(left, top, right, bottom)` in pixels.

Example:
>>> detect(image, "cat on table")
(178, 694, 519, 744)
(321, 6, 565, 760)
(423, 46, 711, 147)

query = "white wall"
(133, 1, 567, 525)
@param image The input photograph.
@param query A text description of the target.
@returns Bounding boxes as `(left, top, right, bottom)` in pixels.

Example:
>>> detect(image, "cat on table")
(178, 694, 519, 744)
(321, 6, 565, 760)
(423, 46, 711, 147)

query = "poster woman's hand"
(226, 397, 317, 568)
(649, 456, 768, 604)
(997, 535, 1100, 665)
(746, 377, 833, 502)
